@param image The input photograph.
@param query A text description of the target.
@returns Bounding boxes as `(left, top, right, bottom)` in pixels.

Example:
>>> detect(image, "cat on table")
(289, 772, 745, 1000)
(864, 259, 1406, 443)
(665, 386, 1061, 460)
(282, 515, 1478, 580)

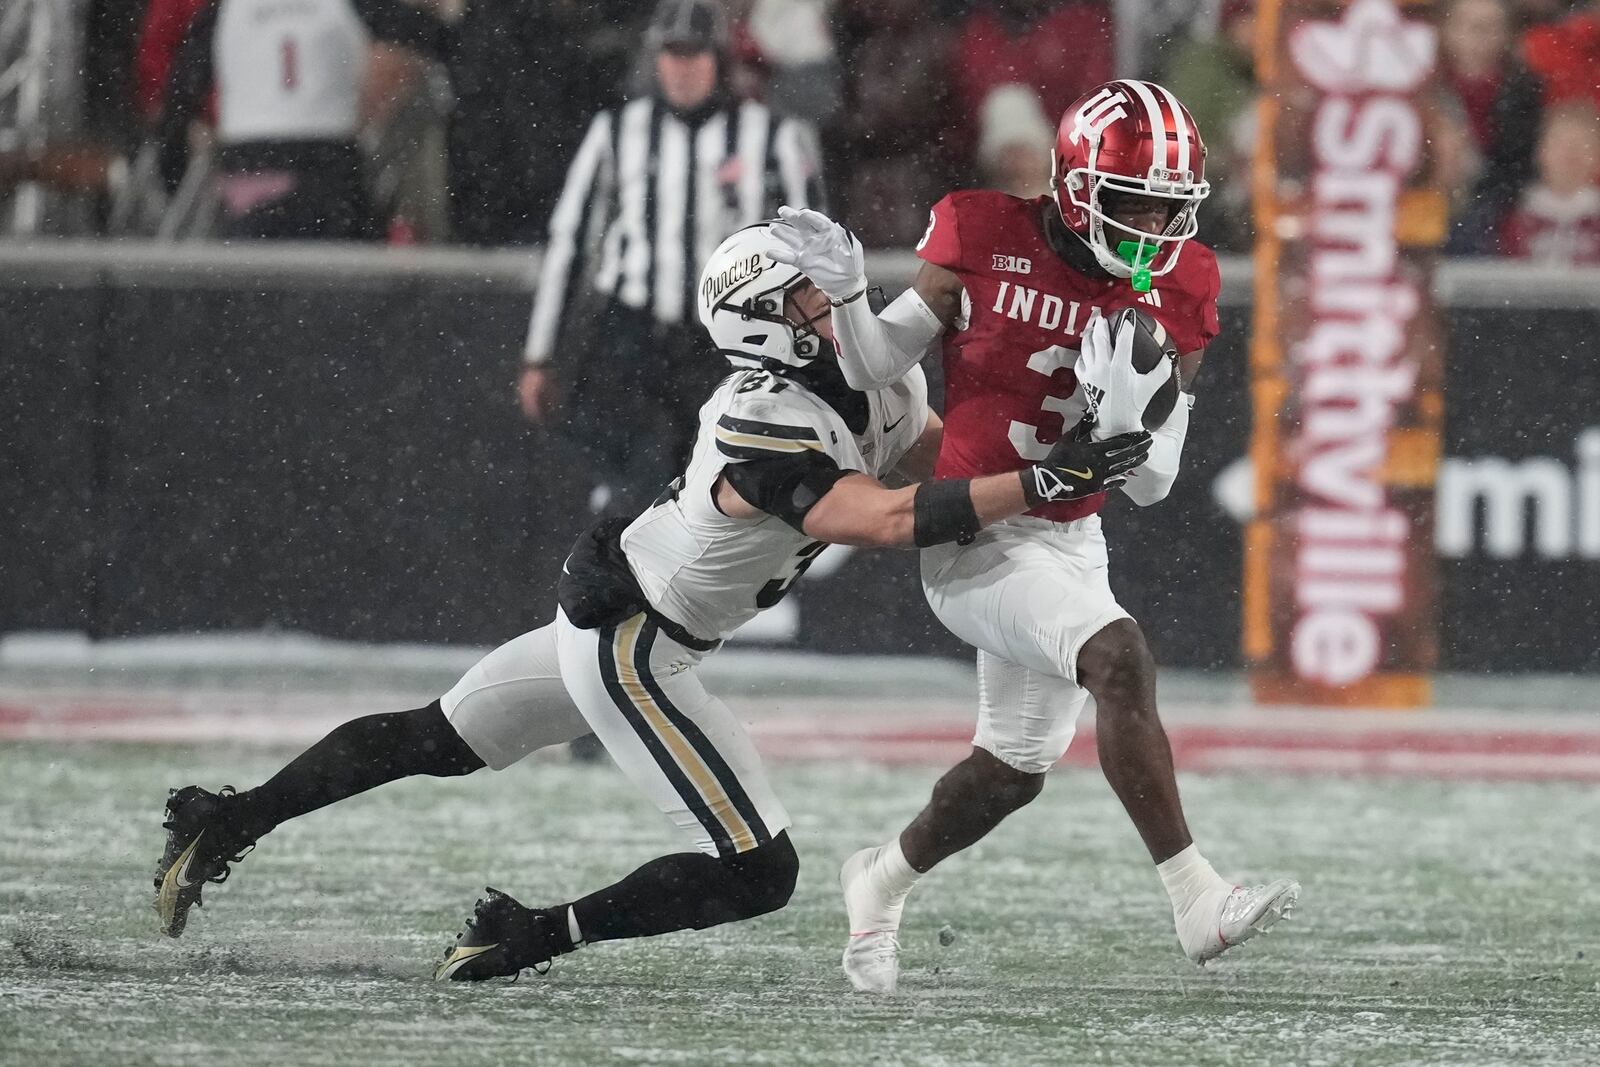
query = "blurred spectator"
(832, 0, 955, 244)
(83, 0, 149, 149)
(1498, 102, 1600, 263)
(448, 0, 639, 246)
(517, 0, 823, 518)
(1439, 0, 1543, 253)
(160, 0, 452, 240)
(1161, 0, 1257, 251)
(136, 0, 212, 130)
(739, 0, 844, 123)
(975, 84, 1054, 197)
(1523, 1, 1600, 109)
(1120, 0, 1226, 82)
(947, 0, 1115, 171)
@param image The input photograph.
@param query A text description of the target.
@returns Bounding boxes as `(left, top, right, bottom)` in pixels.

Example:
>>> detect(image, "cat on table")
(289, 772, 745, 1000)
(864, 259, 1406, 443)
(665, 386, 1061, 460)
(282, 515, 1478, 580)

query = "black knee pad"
(722, 831, 799, 917)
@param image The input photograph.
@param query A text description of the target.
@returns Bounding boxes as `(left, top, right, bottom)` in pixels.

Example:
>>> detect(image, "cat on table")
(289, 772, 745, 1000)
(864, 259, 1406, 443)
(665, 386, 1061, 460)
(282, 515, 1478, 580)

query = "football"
(1109, 306, 1181, 430)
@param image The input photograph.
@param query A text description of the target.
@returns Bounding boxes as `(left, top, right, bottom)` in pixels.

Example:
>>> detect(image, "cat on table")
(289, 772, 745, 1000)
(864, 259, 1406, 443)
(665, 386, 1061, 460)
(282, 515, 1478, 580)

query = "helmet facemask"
(711, 272, 831, 369)
(1058, 153, 1209, 291)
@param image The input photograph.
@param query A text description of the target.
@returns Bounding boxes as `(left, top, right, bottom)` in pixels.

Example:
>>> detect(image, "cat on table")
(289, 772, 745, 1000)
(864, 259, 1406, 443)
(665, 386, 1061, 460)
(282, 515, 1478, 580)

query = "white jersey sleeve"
(711, 373, 858, 472)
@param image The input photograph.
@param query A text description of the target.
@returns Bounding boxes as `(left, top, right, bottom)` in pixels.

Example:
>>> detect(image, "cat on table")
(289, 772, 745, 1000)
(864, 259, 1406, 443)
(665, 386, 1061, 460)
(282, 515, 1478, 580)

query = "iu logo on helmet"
(1068, 87, 1129, 146)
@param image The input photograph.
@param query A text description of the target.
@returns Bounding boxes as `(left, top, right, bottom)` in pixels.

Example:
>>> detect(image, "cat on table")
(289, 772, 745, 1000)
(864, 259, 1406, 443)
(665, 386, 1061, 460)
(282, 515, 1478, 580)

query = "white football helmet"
(698, 222, 829, 370)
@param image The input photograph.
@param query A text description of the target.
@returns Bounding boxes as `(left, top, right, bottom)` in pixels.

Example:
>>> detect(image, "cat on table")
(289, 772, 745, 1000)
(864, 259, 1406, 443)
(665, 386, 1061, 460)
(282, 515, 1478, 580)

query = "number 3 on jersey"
(1006, 344, 1087, 461)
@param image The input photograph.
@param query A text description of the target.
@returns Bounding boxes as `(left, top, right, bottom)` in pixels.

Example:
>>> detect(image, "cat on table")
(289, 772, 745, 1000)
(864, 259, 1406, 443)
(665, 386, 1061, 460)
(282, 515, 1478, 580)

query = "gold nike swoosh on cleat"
(172, 831, 205, 889)
(156, 833, 205, 931)
(434, 942, 500, 981)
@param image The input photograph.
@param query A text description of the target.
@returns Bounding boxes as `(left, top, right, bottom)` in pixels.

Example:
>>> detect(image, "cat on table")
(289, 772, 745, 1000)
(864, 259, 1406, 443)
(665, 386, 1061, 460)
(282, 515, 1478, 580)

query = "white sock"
(566, 905, 586, 948)
(870, 839, 922, 905)
(1156, 844, 1228, 912)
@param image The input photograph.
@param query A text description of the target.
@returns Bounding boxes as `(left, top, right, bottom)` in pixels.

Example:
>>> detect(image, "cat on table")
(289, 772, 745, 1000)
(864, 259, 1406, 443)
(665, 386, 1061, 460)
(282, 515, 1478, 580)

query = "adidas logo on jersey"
(991, 254, 1032, 274)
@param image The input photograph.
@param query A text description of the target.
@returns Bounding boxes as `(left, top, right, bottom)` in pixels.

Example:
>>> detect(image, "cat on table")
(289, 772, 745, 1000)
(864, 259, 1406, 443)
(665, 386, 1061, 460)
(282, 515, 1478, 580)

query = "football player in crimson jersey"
(770, 79, 1300, 993)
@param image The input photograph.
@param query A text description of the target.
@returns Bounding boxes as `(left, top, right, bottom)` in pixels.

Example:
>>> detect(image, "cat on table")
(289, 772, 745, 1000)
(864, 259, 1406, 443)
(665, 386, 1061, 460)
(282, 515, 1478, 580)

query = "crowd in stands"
(3, 0, 1597, 262)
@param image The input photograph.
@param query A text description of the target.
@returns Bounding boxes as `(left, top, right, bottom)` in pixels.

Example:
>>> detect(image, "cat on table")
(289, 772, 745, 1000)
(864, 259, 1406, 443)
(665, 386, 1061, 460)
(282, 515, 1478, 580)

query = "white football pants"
(441, 610, 790, 858)
(921, 513, 1131, 774)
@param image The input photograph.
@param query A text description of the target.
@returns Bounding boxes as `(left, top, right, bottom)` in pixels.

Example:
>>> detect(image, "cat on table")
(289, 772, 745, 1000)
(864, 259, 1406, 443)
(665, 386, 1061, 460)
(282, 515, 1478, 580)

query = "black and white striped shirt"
(524, 95, 823, 365)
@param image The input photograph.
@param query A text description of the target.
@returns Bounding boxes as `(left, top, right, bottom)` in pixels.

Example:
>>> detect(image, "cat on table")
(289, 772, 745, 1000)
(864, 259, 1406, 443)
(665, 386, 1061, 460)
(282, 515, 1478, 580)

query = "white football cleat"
(1175, 878, 1300, 965)
(840, 846, 903, 994)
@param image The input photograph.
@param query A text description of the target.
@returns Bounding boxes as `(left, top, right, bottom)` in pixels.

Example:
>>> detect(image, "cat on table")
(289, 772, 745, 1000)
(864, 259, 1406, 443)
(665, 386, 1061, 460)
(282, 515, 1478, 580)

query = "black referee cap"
(646, 0, 727, 53)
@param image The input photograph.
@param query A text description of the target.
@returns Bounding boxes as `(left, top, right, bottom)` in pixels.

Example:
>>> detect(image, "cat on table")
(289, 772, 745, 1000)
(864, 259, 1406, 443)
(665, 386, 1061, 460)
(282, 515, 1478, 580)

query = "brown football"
(1109, 306, 1180, 430)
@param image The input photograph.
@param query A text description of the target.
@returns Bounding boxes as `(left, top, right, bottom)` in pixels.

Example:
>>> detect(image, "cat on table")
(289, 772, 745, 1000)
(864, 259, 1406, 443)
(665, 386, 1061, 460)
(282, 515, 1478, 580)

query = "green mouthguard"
(1116, 240, 1156, 293)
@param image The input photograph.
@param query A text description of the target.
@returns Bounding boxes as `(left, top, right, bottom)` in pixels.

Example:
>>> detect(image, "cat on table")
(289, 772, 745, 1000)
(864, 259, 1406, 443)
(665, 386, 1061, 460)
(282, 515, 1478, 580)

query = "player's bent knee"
(723, 831, 799, 917)
(1077, 620, 1156, 708)
(966, 747, 1048, 809)
(1003, 770, 1047, 808)
(399, 701, 487, 777)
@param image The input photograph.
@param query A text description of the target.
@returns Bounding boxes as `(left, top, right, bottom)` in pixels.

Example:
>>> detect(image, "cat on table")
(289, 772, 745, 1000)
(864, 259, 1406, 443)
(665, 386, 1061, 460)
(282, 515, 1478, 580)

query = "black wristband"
(913, 479, 982, 547)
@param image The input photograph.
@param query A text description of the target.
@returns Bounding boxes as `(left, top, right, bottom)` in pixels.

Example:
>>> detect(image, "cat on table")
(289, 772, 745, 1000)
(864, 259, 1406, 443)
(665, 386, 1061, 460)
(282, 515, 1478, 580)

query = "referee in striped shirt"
(517, 0, 824, 516)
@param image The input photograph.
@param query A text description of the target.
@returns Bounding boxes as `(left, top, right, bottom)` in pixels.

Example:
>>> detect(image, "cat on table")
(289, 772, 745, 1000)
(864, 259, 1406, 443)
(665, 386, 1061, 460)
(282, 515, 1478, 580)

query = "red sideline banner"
(1246, 0, 1446, 706)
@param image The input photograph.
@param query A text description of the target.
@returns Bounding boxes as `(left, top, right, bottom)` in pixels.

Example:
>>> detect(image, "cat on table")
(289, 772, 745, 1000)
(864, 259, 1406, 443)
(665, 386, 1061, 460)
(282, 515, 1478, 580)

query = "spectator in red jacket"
(1523, 1, 1600, 109)
(136, 0, 214, 127)
(1499, 102, 1600, 263)
(1439, 0, 1544, 253)
(947, 0, 1114, 169)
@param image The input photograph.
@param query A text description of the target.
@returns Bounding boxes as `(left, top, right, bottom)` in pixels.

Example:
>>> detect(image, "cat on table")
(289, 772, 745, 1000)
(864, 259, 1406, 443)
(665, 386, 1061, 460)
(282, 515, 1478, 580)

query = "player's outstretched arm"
(796, 430, 1151, 548)
(767, 206, 957, 392)
(893, 411, 944, 484)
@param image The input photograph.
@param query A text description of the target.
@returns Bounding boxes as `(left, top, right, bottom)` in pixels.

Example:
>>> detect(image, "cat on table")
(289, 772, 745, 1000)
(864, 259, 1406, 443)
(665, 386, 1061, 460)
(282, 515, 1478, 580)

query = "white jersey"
(216, 0, 368, 143)
(623, 364, 930, 642)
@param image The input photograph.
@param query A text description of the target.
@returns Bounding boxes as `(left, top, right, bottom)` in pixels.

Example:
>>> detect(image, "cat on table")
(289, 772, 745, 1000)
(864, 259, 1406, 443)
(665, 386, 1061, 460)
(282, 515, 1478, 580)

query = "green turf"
(1, 743, 1596, 1066)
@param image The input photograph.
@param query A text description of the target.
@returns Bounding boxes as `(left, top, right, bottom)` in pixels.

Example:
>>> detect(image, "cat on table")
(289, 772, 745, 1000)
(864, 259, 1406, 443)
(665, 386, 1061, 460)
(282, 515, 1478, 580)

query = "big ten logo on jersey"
(991, 254, 1031, 274)
(729, 544, 856, 644)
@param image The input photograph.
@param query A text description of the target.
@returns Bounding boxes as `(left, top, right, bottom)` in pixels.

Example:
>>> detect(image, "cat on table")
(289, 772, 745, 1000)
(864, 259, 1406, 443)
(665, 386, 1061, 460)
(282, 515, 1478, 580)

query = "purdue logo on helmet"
(698, 223, 828, 370)
(1052, 80, 1211, 285)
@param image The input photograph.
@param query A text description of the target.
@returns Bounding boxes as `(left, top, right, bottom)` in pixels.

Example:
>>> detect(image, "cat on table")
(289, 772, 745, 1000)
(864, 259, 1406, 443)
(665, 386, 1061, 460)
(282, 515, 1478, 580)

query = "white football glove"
(767, 205, 868, 305)
(1075, 313, 1175, 439)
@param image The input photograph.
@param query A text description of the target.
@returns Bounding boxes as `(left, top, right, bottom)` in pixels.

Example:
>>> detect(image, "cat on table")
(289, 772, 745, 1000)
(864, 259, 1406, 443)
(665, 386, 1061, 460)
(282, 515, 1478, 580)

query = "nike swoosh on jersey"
(882, 414, 907, 433)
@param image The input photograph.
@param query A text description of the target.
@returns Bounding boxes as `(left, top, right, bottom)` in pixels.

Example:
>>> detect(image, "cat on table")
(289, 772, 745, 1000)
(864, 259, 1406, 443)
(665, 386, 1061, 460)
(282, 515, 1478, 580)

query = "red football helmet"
(1052, 80, 1210, 287)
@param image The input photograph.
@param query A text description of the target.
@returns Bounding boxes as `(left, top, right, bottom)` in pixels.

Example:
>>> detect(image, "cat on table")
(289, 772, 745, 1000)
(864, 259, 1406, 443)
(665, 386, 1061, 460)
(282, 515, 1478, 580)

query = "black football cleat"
(153, 785, 257, 938)
(434, 888, 569, 981)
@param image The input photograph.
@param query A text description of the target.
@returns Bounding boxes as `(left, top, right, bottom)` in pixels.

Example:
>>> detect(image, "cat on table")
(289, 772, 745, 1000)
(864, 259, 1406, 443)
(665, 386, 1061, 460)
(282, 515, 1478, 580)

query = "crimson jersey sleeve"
(1151, 241, 1221, 354)
(1192, 244, 1222, 350)
(914, 193, 967, 272)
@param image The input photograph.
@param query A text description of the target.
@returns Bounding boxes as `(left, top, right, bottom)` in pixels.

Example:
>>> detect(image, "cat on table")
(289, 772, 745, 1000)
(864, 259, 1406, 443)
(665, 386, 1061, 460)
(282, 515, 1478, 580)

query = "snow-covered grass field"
(2, 742, 1597, 1066)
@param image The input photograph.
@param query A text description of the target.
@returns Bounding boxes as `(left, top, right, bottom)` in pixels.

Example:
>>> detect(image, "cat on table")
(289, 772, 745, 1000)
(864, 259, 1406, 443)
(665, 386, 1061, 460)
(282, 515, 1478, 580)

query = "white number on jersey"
(1006, 344, 1088, 461)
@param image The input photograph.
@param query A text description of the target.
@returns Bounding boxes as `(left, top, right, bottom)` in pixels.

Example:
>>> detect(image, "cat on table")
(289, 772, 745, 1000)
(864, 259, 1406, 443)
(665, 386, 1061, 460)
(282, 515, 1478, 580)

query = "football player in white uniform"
(152, 222, 1153, 981)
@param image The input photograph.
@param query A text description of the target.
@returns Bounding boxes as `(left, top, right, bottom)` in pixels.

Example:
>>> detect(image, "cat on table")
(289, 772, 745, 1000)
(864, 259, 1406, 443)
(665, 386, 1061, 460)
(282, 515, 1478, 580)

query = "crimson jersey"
(916, 190, 1221, 522)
